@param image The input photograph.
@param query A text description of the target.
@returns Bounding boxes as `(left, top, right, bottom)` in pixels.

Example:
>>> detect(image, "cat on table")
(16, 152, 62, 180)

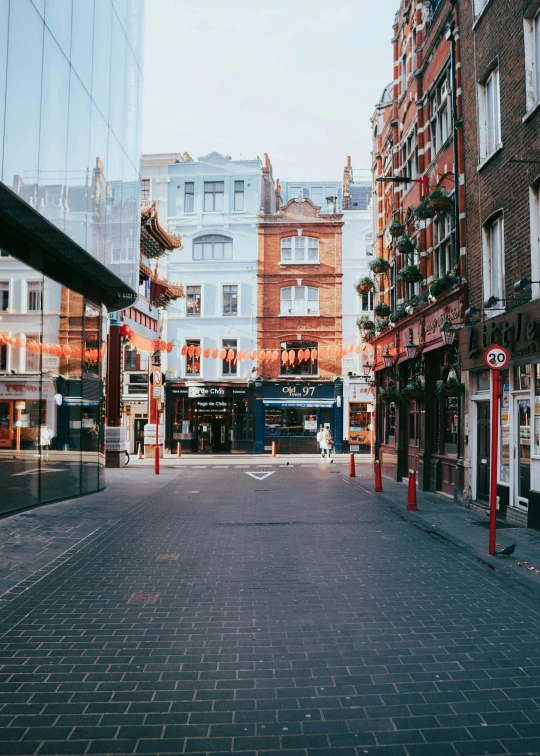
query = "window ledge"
(477, 144, 503, 173)
(280, 261, 320, 266)
(279, 313, 320, 317)
(523, 99, 540, 123)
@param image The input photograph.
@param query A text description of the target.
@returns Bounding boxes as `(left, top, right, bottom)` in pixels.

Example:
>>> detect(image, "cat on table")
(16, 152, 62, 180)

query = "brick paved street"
(1, 462, 540, 755)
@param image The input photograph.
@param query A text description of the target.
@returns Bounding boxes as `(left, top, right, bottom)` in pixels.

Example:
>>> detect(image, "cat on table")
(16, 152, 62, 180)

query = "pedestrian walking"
(316, 425, 325, 458)
(320, 427, 333, 460)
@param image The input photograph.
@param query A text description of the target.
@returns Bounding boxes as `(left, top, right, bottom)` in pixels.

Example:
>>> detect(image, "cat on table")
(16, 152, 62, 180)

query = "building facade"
(0, 0, 143, 514)
(370, 0, 467, 498)
(458, 0, 540, 530)
(143, 152, 268, 454)
(256, 189, 345, 454)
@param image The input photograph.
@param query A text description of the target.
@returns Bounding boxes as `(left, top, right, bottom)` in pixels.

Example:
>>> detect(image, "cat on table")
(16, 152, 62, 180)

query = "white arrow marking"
(12, 468, 67, 477)
(245, 471, 275, 481)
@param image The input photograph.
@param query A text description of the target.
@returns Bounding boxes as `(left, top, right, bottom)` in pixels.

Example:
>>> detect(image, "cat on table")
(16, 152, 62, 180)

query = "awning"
(263, 400, 335, 408)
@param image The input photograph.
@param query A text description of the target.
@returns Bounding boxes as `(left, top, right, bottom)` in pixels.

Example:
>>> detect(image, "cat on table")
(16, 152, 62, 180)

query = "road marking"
(12, 468, 67, 477)
(213, 465, 229, 468)
(245, 471, 275, 481)
(279, 464, 294, 468)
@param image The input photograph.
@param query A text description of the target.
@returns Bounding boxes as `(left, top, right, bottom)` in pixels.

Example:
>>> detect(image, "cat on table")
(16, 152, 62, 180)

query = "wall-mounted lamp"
(382, 347, 395, 369)
(440, 320, 457, 346)
(465, 306, 480, 320)
(362, 360, 372, 377)
(514, 277, 540, 292)
(404, 336, 421, 361)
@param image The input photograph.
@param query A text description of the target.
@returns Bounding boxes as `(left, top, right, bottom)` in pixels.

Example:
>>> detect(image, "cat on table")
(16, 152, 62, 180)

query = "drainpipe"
(447, 20, 461, 274)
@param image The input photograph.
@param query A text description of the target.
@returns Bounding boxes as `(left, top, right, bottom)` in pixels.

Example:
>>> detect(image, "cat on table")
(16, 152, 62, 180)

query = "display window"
(265, 407, 318, 437)
(348, 402, 372, 451)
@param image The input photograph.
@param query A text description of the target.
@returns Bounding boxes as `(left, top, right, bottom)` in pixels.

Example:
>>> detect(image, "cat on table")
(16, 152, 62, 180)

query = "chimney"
(346, 155, 351, 168)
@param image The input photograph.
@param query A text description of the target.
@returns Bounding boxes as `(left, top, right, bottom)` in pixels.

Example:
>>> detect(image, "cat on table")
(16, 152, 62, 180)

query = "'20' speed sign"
(484, 345, 510, 370)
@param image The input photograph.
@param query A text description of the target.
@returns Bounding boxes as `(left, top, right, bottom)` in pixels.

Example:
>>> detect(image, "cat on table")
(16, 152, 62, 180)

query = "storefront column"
(254, 398, 264, 454)
(333, 378, 343, 454)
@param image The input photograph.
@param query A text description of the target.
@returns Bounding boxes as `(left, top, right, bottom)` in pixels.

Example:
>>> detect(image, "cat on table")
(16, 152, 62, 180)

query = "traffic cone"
(177, 441, 182, 458)
(349, 453, 356, 478)
(137, 443, 142, 459)
(374, 459, 383, 492)
(271, 441, 277, 458)
(406, 469, 418, 510)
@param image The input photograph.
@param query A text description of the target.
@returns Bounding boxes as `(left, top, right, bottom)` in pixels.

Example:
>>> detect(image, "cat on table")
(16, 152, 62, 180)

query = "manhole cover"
(156, 554, 180, 561)
(128, 592, 159, 604)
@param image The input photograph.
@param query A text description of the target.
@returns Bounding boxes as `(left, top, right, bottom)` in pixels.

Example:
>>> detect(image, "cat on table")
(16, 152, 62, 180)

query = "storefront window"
(186, 340, 201, 375)
(349, 402, 372, 451)
(500, 369, 510, 482)
(534, 365, 540, 456)
(443, 396, 459, 455)
(265, 407, 318, 437)
(385, 402, 396, 444)
(514, 364, 531, 390)
(280, 341, 318, 376)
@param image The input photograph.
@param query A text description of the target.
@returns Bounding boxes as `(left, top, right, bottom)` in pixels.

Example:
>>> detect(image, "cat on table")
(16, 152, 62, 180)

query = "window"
(234, 181, 244, 211)
(401, 53, 407, 95)
(265, 407, 319, 437)
(193, 234, 232, 261)
(280, 286, 319, 316)
(0, 282, 8, 311)
(184, 182, 194, 213)
(141, 178, 150, 201)
(365, 233, 374, 257)
(203, 181, 224, 212)
(27, 281, 42, 312)
(531, 184, 540, 298)
(476, 370, 490, 392)
(280, 341, 318, 376)
(124, 347, 137, 371)
(360, 291, 373, 312)
(280, 236, 319, 263)
(478, 68, 501, 159)
(385, 399, 396, 445)
(429, 70, 451, 155)
(524, 9, 540, 111)
(223, 285, 238, 316)
(186, 340, 201, 376)
(222, 339, 237, 375)
(402, 128, 418, 188)
(474, 0, 489, 16)
(483, 216, 504, 303)
(25, 335, 40, 372)
(434, 213, 455, 278)
(186, 286, 201, 316)
(0, 343, 6, 371)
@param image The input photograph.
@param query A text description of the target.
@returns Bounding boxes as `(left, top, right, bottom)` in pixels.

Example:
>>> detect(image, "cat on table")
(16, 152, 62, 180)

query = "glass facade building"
(0, 0, 144, 515)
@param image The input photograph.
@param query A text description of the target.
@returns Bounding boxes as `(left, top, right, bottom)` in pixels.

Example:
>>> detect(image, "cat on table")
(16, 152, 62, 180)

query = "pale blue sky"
(142, 0, 397, 182)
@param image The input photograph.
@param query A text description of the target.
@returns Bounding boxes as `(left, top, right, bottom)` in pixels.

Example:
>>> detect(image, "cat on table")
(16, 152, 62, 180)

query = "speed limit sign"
(484, 345, 510, 370)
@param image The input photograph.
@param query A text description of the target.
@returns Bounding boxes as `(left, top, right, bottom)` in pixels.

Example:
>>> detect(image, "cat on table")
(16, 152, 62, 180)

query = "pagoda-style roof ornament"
(140, 201, 183, 259)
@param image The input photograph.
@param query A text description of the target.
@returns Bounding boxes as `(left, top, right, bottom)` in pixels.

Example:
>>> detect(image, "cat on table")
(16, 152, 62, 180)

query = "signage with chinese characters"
(349, 383, 375, 402)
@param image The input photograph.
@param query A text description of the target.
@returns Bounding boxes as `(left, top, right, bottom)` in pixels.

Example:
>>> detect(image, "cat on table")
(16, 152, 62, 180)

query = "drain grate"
(156, 554, 180, 561)
(128, 592, 160, 604)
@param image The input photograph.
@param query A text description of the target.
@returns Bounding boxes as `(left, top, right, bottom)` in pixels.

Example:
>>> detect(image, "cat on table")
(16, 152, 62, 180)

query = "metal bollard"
(374, 459, 383, 492)
(349, 453, 356, 478)
(406, 469, 418, 510)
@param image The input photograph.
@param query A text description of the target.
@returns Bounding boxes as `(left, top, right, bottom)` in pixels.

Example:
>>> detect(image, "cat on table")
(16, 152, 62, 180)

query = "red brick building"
(255, 188, 345, 454)
(458, 0, 540, 530)
(370, 0, 467, 497)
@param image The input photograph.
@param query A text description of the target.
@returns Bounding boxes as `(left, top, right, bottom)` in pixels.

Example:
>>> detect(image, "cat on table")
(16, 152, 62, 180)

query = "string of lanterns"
(0, 333, 105, 362)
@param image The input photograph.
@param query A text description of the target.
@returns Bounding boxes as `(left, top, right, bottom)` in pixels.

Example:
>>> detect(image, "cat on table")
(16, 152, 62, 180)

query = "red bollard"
(374, 459, 383, 492)
(177, 441, 182, 458)
(137, 443, 143, 459)
(154, 445, 160, 475)
(271, 441, 277, 458)
(406, 469, 418, 510)
(349, 453, 356, 477)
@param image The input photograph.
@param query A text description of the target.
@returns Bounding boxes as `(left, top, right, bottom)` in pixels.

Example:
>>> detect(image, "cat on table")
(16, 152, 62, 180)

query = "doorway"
(197, 415, 228, 452)
(476, 401, 490, 503)
(134, 419, 147, 455)
(515, 397, 531, 508)
(407, 401, 421, 473)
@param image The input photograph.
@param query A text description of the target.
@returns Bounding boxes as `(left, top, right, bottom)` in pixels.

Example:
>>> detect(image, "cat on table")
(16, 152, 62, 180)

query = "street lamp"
(440, 320, 456, 346)
(376, 174, 430, 197)
(382, 347, 395, 369)
(514, 277, 540, 292)
(362, 360, 372, 377)
(404, 336, 420, 361)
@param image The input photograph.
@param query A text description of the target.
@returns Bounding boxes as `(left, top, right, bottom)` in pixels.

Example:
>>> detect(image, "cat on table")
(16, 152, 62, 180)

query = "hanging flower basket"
(376, 317, 390, 332)
(436, 378, 465, 398)
(357, 316, 375, 331)
(379, 384, 398, 404)
(396, 235, 416, 255)
(426, 188, 453, 215)
(388, 218, 405, 238)
(374, 302, 391, 317)
(369, 257, 391, 275)
(403, 379, 425, 401)
(397, 265, 423, 284)
(356, 277, 374, 295)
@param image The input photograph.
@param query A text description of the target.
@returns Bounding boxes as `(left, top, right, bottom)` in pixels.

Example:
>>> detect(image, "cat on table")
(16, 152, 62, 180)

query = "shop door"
(134, 419, 147, 454)
(476, 401, 490, 503)
(515, 398, 531, 508)
(407, 402, 420, 473)
(211, 418, 228, 453)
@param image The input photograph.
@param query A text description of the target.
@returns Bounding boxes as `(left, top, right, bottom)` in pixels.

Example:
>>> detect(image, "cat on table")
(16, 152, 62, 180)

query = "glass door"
(515, 398, 531, 508)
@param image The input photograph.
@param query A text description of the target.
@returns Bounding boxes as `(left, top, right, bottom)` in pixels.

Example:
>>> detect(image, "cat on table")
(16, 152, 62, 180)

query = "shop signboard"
(261, 381, 335, 400)
(171, 384, 248, 398)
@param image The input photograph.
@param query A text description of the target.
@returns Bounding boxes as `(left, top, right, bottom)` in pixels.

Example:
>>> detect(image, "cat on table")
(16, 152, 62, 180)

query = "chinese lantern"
(120, 324, 129, 336)
(167, 342, 173, 353)
(72, 347, 81, 359)
(297, 349, 304, 362)
(187, 344, 195, 357)
(272, 350, 279, 361)
(54, 345, 62, 356)
(311, 348, 318, 360)
(326, 346, 333, 358)
(203, 347, 211, 359)
(15, 337, 25, 348)
(227, 349, 234, 362)
(288, 349, 295, 363)
(195, 345, 202, 357)
(341, 345, 348, 356)
(281, 350, 288, 363)
(62, 345, 72, 356)
(236, 350, 243, 361)
(212, 348, 219, 359)
(250, 350, 257, 360)
(159, 340, 166, 351)
(355, 344, 361, 354)
(219, 348, 226, 360)
(265, 350, 273, 361)
(348, 343, 354, 352)
(100, 347, 106, 359)
(258, 350, 265, 361)
(181, 344, 188, 356)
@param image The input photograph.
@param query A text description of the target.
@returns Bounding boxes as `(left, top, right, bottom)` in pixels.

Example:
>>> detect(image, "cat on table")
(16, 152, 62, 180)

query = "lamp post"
(404, 336, 420, 361)
(362, 360, 372, 377)
(382, 347, 394, 369)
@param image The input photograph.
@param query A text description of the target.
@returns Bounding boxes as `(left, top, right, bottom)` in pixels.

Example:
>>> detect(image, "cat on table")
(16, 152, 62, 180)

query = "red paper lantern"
(342, 345, 348, 356)
(311, 348, 318, 360)
(62, 345, 72, 356)
(281, 350, 288, 363)
(195, 345, 202, 357)
(72, 347, 81, 359)
(297, 349, 304, 362)
(15, 337, 25, 348)
(187, 344, 195, 357)
(212, 348, 219, 359)
(181, 344, 188, 356)
(250, 350, 257, 360)
(258, 350, 265, 361)
(355, 344, 361, 354)
(166, 342, 173, 353)
(288, 349, 295, 363)
(204, 347, 211, 359)
(158, 340, 165, 351)
(227, 349, 234, 362)
(219, 348, 227, 360)
(120, 324, 129, 336)
(54, 345, 62, 356)
(272, 349, 279, 361)
(265, 350, 272, 361)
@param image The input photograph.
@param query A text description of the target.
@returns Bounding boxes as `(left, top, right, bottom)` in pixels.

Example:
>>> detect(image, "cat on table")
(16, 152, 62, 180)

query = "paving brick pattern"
(1, 464, 540, 754)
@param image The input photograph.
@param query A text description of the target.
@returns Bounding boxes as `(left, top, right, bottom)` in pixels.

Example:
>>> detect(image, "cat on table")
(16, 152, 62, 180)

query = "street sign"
(153, 386, 162, 399)
(153, 368, 162, 386)
(484, 345, 509, 370)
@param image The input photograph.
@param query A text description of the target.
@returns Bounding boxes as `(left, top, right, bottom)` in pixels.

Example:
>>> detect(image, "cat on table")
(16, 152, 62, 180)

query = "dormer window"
(281, 236, 319, 263)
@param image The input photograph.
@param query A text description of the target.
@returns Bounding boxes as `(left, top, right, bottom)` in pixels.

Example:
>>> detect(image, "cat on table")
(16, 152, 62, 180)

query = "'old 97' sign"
(484, 345, 510, 370)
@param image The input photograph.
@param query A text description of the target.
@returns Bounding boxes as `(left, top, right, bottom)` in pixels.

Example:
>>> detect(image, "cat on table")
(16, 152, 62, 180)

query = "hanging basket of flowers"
(436, 377, 465, 398)
(374, 302, 391, 317)
(396, 235, 416, 255)
(388, 218, 406, 238)
(426, 188, 453, 215)
(369, 257, 391, 275)
(397, 264, 423, 283)
(357, 316, 375, 331)
(379, 383, 399, 404)
(356, 277, 374, 295)
(403, 378, 425, 401)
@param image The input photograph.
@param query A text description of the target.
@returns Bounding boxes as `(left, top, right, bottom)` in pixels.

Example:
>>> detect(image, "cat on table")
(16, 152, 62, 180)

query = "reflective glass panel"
(66, 72, 92, 250)
(0, 0, 8, 176)
(71, 0, 95, 94)
(45, 0, 72, 58)
(92, 0, 112, 122)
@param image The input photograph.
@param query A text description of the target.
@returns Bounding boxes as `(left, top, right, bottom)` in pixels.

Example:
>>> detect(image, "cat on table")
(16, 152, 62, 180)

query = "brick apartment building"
(255, 184, 345, 454)
(370, 0, 467, 498)
(457, 0, 540, 530)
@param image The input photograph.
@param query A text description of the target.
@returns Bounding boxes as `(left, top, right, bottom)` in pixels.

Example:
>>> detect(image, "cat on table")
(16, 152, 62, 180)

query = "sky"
(142, 0, 397, 182)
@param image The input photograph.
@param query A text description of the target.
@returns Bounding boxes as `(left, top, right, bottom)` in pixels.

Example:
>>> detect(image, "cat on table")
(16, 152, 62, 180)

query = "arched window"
(280, 236, 319, 263)
(193, 234, 232, 261)
(280, 286, 319, 315)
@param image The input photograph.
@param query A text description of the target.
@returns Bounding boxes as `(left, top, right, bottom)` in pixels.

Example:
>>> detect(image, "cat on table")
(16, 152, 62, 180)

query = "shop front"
(255, 378, 343, 454)
(344, 381, 375, 454)
(459, 299, 540, 531)
(165, 382, 255, 453)
(373, 286, 466, 498)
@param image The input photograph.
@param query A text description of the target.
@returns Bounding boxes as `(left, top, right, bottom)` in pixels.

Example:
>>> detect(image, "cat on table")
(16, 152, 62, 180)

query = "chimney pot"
(346, 156, 351, 168)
